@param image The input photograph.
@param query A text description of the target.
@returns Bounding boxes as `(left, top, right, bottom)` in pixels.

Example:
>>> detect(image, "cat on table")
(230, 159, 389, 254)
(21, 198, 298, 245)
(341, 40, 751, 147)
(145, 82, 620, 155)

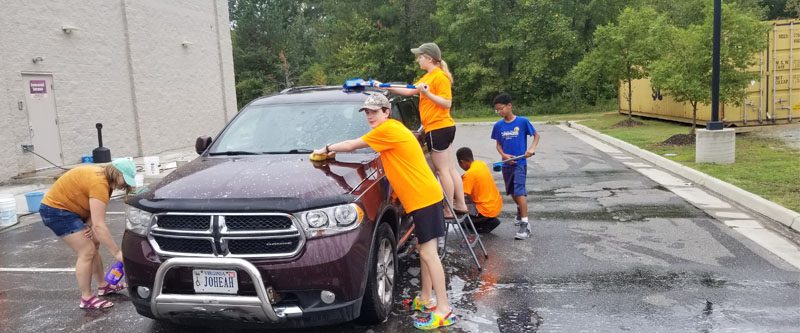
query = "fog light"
(137, 286, 151, 299)
(320, 290, 335, 304)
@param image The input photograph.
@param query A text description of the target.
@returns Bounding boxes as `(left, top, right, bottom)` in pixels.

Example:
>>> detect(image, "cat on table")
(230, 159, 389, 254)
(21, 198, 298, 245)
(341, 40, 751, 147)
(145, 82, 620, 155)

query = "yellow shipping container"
(619, 19, 800, 126)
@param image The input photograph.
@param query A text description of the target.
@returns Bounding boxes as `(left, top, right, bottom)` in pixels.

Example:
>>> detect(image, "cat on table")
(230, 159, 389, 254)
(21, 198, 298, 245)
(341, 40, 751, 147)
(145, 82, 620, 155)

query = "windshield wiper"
(263, 149, 314, 154)
(208, 151, 262, 156)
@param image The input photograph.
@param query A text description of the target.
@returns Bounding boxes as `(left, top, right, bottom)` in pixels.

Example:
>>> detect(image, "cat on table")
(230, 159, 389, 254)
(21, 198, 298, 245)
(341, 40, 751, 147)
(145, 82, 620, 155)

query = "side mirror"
(195, 136, 212, 155)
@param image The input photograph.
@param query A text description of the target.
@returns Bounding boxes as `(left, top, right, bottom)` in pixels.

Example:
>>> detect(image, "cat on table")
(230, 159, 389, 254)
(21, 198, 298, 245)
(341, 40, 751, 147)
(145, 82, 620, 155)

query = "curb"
(568, 122, 800, 233)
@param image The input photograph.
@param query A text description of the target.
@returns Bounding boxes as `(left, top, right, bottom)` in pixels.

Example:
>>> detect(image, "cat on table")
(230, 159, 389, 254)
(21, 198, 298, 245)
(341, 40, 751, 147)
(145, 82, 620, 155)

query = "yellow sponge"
(309, 153, 329, 161)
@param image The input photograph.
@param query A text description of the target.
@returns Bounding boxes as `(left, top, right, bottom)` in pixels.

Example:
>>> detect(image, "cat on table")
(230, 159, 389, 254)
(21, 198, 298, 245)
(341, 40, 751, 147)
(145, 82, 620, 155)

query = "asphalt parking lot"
(1, 124, 798, 332)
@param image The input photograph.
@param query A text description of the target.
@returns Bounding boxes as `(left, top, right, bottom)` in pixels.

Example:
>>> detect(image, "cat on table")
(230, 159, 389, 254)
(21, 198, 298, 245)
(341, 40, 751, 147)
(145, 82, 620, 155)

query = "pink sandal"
(79, 296, 114, 309)
(98, 283, 126, 296)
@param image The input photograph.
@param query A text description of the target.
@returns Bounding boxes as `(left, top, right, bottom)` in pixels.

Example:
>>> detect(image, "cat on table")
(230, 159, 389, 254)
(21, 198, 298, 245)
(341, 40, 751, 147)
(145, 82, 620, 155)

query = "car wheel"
(357, 223, 396, 324)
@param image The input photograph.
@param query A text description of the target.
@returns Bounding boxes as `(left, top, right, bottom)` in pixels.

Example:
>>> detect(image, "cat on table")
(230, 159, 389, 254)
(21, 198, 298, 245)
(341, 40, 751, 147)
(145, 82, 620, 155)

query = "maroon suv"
(122, 87, 423, 328)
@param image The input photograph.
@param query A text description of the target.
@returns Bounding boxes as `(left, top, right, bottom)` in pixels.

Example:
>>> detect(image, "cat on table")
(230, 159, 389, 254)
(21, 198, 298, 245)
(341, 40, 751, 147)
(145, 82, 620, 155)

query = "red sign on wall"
(29, 80, 47, 94)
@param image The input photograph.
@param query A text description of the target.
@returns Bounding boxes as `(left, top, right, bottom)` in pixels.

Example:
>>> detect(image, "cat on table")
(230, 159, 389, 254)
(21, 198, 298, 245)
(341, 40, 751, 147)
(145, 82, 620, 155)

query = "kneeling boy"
(456, 147, 502, 234)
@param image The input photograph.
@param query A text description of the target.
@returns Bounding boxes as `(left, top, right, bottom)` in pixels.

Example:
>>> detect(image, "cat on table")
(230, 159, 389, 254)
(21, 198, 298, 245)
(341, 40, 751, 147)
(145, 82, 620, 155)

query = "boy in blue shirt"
(490, 93, 540, 240)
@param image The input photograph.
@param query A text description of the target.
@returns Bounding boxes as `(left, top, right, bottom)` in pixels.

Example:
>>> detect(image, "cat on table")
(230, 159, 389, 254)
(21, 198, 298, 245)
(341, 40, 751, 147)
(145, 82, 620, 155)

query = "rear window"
(210, 102, 372, 154)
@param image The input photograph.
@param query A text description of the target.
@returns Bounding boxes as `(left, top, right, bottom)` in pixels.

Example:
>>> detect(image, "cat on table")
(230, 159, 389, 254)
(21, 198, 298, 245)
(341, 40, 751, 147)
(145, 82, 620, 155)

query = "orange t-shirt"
(362, 119, 443, 212)
(42, 166, 111, 219)
(462, 160, 502, 218)
(415, 67, 455, 132)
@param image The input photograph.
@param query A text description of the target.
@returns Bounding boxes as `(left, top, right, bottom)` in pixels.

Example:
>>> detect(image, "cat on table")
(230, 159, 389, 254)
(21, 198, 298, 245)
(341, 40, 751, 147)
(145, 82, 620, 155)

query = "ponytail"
(438, 59, 453, 83)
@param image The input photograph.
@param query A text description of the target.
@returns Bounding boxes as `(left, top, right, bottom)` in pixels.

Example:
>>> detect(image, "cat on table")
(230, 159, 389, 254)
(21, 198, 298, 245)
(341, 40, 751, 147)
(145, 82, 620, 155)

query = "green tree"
(229, 0, 322, 106)
(435, 0, 581, 106)
(571, 7, 664, 120)
(316, 0, 438, 85)
(758, 0, 795, 18)
(650, 4, 769, 133)
(786, 0, 800, 15)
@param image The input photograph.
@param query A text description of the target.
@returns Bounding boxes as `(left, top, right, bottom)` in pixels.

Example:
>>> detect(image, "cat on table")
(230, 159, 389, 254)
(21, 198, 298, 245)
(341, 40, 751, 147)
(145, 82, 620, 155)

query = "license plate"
(193, 269, 238, 294)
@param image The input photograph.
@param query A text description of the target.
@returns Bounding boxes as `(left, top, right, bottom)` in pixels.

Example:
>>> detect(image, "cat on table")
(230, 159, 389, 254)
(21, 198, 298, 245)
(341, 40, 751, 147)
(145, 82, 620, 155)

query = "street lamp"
(696, 0, 735, 164)
(708, 0, 723, 130)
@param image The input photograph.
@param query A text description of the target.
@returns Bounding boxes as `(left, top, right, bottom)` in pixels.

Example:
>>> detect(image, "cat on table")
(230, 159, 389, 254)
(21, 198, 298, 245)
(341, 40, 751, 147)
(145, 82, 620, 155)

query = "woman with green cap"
(39, 158, 137, 309)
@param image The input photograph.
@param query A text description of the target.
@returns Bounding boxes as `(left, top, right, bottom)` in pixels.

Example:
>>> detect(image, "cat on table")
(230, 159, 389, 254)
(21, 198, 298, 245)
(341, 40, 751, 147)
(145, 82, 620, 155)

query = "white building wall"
(0, 0, 236, 183)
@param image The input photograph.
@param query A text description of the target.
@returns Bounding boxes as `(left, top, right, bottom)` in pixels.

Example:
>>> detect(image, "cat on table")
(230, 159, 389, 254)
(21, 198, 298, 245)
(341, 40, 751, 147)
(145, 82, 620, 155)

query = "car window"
(397, 99, 421, 130)
(210, 102, 373, 154)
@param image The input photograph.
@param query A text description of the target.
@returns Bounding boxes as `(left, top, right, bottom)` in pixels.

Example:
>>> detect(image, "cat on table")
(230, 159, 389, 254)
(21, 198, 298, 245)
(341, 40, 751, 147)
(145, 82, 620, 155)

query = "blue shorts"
(502, 163, 527, 197)
(40, 204, 87, 237)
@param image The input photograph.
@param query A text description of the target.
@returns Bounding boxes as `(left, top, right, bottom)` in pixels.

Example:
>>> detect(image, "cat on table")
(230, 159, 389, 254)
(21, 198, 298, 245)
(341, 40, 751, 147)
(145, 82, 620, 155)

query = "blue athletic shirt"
(490, 116, 536, 166)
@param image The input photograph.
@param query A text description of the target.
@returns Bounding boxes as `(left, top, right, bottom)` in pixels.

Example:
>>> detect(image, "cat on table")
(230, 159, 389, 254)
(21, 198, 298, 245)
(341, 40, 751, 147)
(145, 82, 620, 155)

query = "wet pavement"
(1, 124, 799, 332)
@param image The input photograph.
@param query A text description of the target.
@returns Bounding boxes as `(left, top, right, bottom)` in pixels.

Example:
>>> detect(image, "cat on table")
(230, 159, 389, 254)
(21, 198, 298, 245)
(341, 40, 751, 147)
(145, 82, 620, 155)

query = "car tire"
(357, 223, 397, 324)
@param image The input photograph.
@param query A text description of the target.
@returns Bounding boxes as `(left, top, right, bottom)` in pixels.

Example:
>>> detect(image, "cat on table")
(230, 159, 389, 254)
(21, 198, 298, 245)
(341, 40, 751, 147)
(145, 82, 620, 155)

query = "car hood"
(129, 153, 380, 213)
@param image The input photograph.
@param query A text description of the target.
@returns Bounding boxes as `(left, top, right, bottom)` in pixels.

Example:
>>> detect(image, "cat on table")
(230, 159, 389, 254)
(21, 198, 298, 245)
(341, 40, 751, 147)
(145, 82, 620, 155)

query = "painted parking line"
(0, 267, 75, 272)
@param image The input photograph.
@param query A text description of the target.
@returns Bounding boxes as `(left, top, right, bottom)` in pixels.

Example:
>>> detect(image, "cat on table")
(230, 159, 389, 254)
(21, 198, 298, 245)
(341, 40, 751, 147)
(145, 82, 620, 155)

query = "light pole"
(696, 0, 735, 164)
(708, 0, 723, 130)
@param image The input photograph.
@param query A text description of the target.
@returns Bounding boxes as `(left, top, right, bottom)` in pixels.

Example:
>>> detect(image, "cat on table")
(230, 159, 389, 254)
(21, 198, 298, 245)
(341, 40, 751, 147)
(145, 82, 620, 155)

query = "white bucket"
(0, 195, 18, 228)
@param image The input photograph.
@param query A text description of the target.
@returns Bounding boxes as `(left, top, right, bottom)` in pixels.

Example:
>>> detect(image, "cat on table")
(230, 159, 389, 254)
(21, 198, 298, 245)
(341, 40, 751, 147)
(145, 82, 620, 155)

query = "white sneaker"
(513, 219, 522, 227)
(514, 222, 531, 240)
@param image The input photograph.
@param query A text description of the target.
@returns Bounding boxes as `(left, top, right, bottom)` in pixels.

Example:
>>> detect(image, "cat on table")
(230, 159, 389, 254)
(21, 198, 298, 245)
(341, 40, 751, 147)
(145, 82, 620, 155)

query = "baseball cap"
(111, 158, 137, 187)
(359, 93, 390, 111)
(411, 42, 442, 61)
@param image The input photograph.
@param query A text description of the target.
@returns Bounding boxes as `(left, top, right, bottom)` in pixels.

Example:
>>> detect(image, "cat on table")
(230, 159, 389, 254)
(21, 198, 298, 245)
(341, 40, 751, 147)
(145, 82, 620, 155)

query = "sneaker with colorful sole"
(403, 296, 436, 313)
(414, 311, 457, 330)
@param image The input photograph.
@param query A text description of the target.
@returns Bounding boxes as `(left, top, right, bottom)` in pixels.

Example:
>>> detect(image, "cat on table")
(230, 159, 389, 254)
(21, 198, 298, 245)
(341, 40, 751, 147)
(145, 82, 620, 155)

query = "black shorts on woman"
(424, 126, 456, 152)
(410, 200, 446, 244)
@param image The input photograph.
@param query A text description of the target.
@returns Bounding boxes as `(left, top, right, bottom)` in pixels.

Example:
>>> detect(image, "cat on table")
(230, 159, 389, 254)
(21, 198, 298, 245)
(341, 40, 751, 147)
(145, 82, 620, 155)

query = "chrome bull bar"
(150, 257, 302, 322)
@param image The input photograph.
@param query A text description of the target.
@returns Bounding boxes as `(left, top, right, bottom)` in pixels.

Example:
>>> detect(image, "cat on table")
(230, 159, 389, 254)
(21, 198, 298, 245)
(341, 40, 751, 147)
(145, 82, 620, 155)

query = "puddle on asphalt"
(496, 307, 544, 332)
(388, 253, 800, 333)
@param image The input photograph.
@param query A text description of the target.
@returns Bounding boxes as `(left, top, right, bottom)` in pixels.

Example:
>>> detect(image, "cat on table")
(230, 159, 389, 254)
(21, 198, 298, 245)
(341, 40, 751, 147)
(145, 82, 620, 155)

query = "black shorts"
(410, 200, 446, 244)
(424, 126, 456, 152)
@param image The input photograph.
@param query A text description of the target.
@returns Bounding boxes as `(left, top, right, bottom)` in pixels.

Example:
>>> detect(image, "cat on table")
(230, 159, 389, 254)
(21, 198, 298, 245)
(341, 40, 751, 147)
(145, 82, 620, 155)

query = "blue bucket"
(24, 191, 44, 213)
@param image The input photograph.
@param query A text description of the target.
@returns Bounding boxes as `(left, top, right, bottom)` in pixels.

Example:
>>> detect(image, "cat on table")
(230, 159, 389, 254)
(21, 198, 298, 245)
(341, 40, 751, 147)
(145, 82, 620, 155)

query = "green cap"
(111, 158, 137, 187)
(411, 42, 442, 61)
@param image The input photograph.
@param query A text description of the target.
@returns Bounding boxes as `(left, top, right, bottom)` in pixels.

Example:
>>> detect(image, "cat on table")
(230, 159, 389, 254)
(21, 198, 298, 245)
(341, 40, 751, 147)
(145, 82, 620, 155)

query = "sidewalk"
(0, 146, 196, 225)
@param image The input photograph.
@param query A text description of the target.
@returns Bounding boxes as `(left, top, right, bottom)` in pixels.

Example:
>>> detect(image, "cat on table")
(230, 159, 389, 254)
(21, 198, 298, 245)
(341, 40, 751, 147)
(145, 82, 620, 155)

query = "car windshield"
(209, 102, 373, 154)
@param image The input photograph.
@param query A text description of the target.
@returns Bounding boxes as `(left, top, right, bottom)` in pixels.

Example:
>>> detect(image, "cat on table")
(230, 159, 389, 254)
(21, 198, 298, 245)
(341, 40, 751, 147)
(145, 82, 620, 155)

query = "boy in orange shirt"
(313, 93, 456, 330)
(456, 147, 502, 234)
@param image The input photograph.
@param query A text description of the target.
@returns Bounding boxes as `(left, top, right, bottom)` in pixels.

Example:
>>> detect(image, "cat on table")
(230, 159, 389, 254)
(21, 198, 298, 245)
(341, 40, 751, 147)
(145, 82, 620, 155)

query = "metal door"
(23, 74, 63, 169)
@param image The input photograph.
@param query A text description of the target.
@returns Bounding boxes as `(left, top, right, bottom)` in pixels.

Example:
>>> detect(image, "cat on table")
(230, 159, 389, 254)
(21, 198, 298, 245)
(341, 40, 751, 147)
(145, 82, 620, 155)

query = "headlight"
(125, 205, 153, 236)
(297, 203, 364, 238)
(334, 205, 358, 226)
(306, 211, 328, 228)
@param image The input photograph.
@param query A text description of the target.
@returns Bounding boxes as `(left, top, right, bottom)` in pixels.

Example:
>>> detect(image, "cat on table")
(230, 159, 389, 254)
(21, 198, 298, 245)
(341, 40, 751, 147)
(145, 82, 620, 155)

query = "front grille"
(153, 236, 214, 254)
(227, 239, 300, 255)
(225, 215, 293, 230)
(149, 213, 304, 258)
(157, 215, 211, 230)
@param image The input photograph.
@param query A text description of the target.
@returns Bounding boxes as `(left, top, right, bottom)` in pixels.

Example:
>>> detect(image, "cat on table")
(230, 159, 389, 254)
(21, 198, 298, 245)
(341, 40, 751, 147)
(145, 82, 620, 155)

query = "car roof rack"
(279, 85, 340, 94)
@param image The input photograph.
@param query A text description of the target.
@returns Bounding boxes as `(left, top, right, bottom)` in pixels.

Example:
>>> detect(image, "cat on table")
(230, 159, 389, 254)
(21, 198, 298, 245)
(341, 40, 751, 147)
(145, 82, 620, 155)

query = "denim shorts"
(40, 204, 87, 237)
(502, 163, 527, 197)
